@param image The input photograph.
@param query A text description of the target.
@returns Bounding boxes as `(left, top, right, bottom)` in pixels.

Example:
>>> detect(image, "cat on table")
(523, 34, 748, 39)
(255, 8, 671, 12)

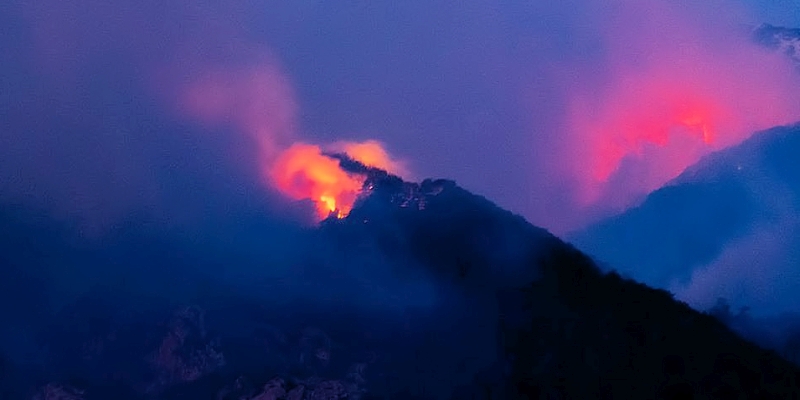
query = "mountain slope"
(2, 167, 800, 399)
(571, 123, 800, 308)
(571, 123, 800, 363)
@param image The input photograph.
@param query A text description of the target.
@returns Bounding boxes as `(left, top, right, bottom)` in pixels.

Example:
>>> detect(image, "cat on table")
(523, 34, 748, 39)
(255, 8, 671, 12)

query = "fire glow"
(269, 140, 404, 220)
(550, 0, 800, 220)
(169, 58, 407, 221)
(588, 99, 719, 184)
(566, 47, 800, 210)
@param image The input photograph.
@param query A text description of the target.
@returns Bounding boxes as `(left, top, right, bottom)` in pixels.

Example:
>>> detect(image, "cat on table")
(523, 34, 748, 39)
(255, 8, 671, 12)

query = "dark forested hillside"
(2, 167, 800, 399)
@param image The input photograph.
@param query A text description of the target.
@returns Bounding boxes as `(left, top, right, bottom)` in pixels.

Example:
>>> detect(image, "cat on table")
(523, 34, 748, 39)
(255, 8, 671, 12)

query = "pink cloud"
(172, 60, 298, 163)
(556, 0, 800, 215)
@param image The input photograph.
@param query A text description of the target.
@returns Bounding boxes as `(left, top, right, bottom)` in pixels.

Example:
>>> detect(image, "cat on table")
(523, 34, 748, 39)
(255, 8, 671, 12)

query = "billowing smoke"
(1, 0, 418, 330)
(1, 0, 299, 229)
(5, 0, 800, 233)
(0, 0, 423, 368)
(558, 0, 800, 217)
(3, 0, 405, 228)
(673, 223, 799, 315)
(166, 63, 408, 221)
(172, 59, 298, 163)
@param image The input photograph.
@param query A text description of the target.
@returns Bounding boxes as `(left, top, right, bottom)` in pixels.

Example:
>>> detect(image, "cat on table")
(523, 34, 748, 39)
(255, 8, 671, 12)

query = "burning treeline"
(269, 140, 405, 220)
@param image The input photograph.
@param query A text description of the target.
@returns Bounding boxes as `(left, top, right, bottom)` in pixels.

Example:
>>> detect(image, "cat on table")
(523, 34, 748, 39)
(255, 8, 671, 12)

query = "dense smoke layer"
(4, 0, 800, 388)
(562, 0, 800, 217)
(3, 0, 800, 233)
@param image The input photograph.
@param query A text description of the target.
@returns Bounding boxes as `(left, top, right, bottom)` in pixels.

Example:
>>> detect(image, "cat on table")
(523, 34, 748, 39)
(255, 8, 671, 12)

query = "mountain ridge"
(571, 122, 800, 362)
(3, 166, 800, 398)
(571, 123, 800, 301)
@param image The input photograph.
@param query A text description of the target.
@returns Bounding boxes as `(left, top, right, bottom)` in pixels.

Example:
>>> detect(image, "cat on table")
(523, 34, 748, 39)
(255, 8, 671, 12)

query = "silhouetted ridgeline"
(571, 124, 800, 294)
(1, 170, 800, 399)
(571, 123, 800, 359)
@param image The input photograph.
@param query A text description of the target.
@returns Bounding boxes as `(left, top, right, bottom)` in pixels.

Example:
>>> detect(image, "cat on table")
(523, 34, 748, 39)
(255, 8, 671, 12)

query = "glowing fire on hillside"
(269, 140, 404, 220)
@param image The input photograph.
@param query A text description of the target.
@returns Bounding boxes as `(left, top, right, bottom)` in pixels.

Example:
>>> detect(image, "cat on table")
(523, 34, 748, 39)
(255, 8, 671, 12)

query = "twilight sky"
(742, 0, 800, 26)
(1, 0, 799, 235)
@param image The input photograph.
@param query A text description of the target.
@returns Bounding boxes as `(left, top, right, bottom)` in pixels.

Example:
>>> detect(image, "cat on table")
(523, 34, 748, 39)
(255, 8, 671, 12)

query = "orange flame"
(270, 140, 404, 220)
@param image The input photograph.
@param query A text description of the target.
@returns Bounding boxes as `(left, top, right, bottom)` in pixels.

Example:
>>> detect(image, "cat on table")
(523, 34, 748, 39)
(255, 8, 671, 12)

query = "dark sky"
(1, 0, 799, 235)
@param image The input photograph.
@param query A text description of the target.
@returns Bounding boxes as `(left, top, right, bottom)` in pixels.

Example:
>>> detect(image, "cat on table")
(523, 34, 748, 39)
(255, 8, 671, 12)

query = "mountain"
(570, 123, 800, 355)
(570, 123, 800, 303)
(3, 166, 800, 399)
(566, 22, 800, 358)
(754, 24, 800, 66)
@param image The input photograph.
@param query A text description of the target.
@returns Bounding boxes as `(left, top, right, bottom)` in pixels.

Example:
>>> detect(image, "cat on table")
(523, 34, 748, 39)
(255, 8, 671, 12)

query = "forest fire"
(331, 140, 407, 177)
(269, 141, 403, 220)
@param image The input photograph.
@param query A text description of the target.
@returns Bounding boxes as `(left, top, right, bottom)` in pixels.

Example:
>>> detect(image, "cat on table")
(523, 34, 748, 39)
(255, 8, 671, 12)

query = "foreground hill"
(2, 165, 800, 399)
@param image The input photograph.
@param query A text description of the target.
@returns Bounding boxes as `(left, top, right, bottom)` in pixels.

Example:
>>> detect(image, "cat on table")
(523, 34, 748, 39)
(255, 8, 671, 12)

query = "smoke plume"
(547, 0, 800, 229)
(4, 0, 800, 232)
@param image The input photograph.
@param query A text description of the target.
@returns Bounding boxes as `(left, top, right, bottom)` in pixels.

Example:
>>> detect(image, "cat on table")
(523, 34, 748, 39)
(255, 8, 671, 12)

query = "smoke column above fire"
(159, 42, 406, 222)
(7, 0, 800, 233)
(169, 60, 407, 220)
